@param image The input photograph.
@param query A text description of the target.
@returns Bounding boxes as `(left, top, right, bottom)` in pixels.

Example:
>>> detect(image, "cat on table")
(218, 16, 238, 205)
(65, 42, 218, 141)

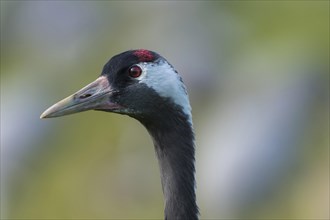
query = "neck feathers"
(142, 108, 198, 220)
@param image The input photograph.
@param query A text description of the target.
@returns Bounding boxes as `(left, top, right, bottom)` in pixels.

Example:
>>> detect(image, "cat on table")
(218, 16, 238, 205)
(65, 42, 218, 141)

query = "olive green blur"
(1, 1, 329, 219)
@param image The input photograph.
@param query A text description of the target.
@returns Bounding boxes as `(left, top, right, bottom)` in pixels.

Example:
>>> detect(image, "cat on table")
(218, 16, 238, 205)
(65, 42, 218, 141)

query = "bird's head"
(40, 49, 192, 124)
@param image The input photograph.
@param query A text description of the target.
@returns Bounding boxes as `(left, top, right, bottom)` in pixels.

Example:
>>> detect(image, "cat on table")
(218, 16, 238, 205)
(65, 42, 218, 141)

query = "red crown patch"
(133, 49, 154, 62)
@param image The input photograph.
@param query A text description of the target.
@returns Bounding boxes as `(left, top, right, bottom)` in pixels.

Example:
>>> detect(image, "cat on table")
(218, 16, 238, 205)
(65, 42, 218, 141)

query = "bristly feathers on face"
(101, 49, 193, 125)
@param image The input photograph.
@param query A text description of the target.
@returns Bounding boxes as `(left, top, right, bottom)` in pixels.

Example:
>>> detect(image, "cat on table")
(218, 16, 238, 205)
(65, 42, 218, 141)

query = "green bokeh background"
(1, 1, 329, 219)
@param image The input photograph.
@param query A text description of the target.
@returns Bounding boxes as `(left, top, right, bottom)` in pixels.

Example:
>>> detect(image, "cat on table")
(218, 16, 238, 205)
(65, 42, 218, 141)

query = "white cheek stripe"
(138, 61, 193, 125)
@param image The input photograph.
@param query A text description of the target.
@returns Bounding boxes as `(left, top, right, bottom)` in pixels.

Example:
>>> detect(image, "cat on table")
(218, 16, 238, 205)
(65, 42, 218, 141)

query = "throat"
(142, 114, 198, 220)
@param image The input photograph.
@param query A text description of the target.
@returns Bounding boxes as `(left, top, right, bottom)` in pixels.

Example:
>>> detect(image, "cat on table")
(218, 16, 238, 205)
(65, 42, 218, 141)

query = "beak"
(40, 76, 120, 119)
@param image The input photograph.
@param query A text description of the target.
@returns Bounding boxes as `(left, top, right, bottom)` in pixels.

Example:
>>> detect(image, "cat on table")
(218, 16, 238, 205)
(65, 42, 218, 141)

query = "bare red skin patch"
(133, 49, 154, 62)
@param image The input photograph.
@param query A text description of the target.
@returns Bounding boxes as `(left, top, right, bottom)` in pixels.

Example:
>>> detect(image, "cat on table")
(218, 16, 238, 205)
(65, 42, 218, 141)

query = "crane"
(41, 49, 198, 220)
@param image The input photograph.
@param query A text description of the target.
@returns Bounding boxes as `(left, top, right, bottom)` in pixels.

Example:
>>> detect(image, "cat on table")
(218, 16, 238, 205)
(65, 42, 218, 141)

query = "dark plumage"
(40, 49, 198, 220)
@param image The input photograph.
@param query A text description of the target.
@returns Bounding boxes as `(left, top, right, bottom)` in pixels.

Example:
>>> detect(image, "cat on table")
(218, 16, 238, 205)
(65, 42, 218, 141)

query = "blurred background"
(1, 1, 329, 219)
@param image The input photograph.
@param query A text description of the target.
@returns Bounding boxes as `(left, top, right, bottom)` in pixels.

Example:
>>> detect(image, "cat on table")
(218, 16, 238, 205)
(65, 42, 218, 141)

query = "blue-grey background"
(1, 1, 329, 219)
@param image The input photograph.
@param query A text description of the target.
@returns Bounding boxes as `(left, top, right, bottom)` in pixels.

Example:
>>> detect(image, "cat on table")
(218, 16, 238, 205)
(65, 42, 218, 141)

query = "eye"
(128, 65, 142, 78)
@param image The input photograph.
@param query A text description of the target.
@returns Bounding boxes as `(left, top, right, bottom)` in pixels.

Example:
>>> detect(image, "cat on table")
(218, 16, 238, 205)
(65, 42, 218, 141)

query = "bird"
(40, 49, 198, 220)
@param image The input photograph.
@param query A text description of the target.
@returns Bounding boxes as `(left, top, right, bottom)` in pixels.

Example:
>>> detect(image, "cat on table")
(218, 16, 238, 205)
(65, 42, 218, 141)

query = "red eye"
(128, 65, 142, 78)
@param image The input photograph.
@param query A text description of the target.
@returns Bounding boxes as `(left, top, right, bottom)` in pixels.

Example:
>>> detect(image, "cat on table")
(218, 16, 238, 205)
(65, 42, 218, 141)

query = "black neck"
(141, 109, 198, 220)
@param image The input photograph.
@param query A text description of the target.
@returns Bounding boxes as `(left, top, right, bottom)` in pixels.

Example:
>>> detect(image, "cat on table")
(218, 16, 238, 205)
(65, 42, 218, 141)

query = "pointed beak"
(40, 76, 120, 119)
